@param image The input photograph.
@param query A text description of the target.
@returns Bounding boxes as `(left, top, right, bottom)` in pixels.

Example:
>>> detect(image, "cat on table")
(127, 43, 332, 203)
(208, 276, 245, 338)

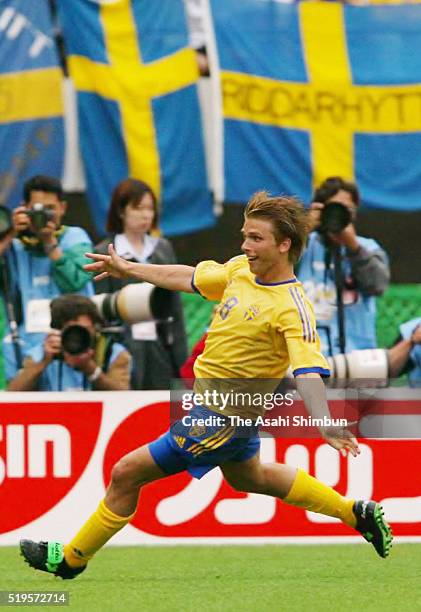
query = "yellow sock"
(284, 469, 356, 527)
(64, 500, 135, 568)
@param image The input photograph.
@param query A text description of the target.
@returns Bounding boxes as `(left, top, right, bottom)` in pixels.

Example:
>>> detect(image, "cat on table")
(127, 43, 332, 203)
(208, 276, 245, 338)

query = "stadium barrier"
(1, 390, 420, 545)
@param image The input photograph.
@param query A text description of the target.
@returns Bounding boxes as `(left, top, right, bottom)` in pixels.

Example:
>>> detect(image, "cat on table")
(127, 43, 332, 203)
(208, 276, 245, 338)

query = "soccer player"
(20, 192, 392, 579)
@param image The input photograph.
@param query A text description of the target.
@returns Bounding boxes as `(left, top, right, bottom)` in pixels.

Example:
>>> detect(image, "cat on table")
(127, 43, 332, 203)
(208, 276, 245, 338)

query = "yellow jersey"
(192, 255, 329, 381)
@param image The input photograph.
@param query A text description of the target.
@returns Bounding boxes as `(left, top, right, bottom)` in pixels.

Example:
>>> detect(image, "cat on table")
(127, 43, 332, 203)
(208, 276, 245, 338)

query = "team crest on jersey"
(244, 304, 260, 321)
(189, 424, 206, 438)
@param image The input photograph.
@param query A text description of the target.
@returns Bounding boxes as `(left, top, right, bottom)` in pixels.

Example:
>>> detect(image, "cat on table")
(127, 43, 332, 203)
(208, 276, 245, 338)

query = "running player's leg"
(221, 453, 392, 558)
(64, 444, 167, 567)
(221, 453, 355, 524)
(104, 444, 166, 516)
(20, 443, 171, 578)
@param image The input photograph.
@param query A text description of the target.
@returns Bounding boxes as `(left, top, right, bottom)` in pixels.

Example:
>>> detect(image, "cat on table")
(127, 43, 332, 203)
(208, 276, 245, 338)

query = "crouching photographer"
(6, 295, 131, 391)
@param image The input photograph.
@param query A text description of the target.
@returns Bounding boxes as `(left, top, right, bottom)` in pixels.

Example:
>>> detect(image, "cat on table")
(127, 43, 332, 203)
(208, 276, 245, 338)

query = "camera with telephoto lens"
(91, 283, 173, 325)
(285, 348, 389, 387)
(26, 203, 55, 231)
(61, 324, 94, 356)
(327, 348, 389, 387)
(0, 204, 12, 239)
(319, 201, 352, 235)
(57, 284, 173, 358)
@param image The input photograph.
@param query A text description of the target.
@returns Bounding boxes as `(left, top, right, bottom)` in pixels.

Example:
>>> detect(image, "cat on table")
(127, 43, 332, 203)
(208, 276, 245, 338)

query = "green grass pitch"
(2, 543, 421, 611)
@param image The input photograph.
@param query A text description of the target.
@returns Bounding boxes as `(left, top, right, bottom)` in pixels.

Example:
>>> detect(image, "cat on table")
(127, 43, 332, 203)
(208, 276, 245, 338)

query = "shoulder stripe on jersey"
(289, 286, 308, 341)
(294, 286, 316, 343)
(292, 286, 312, 342)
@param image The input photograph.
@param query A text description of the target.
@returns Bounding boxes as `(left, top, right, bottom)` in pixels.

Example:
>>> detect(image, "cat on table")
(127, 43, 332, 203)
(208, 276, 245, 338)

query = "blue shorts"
(149, 406, 260, 479)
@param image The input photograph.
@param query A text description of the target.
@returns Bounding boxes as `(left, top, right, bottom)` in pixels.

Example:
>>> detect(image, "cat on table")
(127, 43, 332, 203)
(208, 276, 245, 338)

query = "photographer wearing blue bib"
(6, 294, 130, 392)
(298, 177, 390, 356)
(0, 175, 93, 372)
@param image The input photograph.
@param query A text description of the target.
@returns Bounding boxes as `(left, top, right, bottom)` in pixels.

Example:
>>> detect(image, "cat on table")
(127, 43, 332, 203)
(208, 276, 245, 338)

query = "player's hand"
(84, 243, 132, 281)
(43, 330, 62, 362)
(320, 425, 360, 457)
(307, 202, 324, 232)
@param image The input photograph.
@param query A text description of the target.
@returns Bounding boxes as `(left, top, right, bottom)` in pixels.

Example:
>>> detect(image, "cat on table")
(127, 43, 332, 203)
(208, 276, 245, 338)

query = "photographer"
(0, 175, 93, 366)
(297, 177, 390, 356)
(6, 294, 130, 391)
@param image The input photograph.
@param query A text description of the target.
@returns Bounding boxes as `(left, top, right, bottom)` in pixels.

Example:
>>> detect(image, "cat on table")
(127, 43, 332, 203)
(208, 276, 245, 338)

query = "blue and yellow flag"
(210, 0, 421, 210)
(0, 0, 64, 208)
(57, 0, 214, 236)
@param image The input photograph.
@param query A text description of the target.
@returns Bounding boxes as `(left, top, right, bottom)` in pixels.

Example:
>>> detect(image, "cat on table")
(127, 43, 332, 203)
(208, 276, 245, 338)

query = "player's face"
(241, 217, 289, 279)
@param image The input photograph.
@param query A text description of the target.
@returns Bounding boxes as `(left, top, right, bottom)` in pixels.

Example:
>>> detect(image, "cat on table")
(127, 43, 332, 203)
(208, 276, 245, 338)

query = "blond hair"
(245, 191, 308, 265)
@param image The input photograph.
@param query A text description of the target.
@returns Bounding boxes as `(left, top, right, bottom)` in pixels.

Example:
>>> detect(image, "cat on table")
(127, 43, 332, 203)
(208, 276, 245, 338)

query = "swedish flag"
(210, 0, 421, 210)
(0, 0, 64, 208)
(57, 0, 214, 236)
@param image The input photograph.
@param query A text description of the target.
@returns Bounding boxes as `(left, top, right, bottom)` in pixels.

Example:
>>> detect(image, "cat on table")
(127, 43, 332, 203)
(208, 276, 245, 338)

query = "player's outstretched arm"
(84, 244, 195, 293)
(295, 373, 360, 457)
